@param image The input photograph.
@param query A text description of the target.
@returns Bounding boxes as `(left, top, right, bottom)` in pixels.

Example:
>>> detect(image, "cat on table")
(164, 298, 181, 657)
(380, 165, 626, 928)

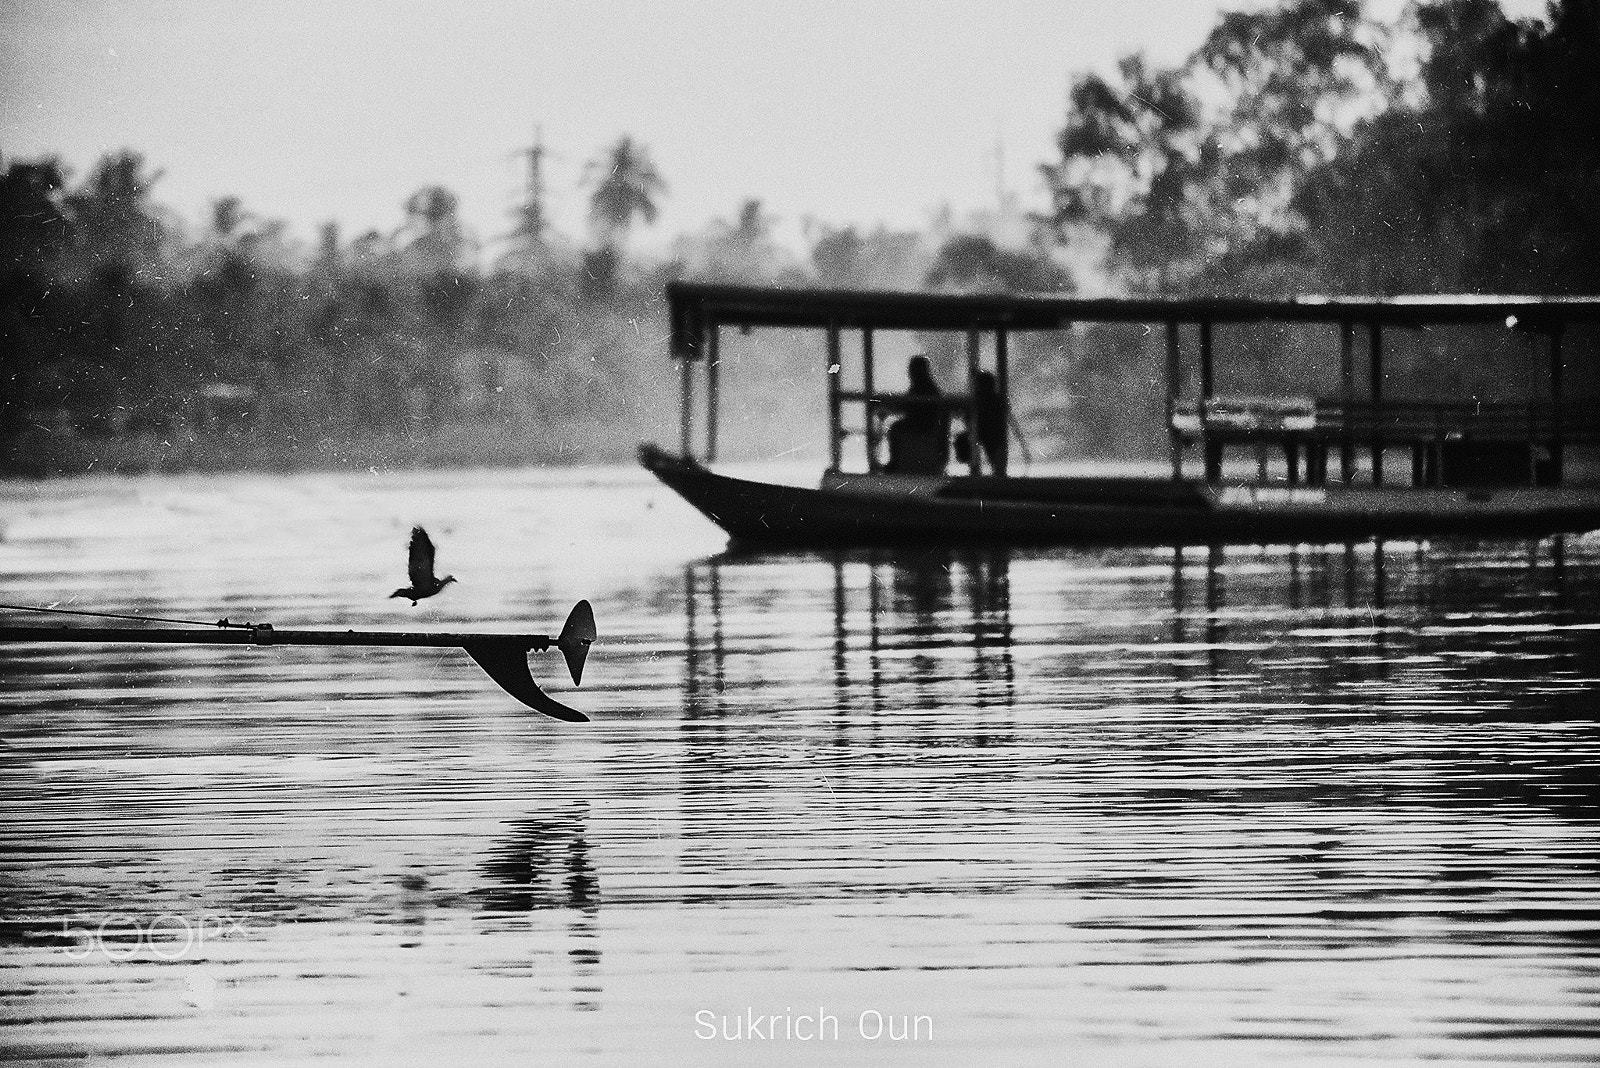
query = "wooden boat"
(641, 283, 1600, 547)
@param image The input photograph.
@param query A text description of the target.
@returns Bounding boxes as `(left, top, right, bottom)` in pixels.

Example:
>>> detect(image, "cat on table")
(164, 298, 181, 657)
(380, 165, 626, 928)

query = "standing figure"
(973, 371, 1008, 476)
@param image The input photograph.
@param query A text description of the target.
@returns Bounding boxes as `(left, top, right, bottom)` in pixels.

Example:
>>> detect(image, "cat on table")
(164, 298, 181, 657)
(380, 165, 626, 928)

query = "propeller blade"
(464, 641, 589, 722)
(557, 599, 596, 685)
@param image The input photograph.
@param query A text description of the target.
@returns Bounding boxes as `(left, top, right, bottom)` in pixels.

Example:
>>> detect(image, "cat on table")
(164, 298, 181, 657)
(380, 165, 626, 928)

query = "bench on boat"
(1171, 395, 1600, 487)
(855, 392, 977, 475)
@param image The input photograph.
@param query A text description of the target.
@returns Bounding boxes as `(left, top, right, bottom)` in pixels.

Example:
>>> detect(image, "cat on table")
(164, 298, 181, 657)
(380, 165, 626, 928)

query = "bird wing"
(408, 526, 436, 586)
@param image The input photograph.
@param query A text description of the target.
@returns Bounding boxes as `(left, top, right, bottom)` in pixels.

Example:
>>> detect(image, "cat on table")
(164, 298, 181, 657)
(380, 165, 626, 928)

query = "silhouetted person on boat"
(886, 355, 949, 474)
(973, 371, 1008, 476)
(391, 526, 456, 605)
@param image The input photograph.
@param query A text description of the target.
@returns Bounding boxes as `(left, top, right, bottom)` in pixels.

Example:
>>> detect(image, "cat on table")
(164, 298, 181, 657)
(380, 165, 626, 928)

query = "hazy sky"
(0, 0, 1549, 256)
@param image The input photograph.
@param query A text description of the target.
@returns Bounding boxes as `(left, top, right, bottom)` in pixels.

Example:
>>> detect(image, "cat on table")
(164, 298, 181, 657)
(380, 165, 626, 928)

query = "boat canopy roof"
(667, 281, 1600, 360)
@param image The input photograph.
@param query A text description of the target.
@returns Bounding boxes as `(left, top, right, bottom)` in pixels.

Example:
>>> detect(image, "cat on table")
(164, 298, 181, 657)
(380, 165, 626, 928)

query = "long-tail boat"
(639, 283, 1600, 547)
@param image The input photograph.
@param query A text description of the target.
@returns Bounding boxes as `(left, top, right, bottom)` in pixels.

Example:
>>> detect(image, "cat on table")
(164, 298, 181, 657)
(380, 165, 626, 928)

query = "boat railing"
(842, 392, 975, 416)
(1171, 397, 1600, 445)
(1315, 400, 1600, 442)
(1169, 396, 1600, 486)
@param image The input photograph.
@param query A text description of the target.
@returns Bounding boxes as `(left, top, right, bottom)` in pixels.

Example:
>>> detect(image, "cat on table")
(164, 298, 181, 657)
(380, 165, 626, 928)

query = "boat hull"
(639, 444, 1600, 547)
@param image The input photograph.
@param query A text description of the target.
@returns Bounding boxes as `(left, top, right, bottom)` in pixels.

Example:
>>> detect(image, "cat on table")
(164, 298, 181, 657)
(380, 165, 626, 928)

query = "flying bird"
(390, 526, 457, 605)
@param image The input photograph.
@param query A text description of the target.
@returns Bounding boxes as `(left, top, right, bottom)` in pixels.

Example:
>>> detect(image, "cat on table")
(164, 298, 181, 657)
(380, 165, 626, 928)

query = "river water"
(2, 465, 1598, 1066)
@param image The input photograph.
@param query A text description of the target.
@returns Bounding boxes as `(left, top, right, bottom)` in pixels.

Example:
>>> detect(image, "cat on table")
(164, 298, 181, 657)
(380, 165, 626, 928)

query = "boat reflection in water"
(685, 547, 1015, 723)
(677, 536, 1600, 828)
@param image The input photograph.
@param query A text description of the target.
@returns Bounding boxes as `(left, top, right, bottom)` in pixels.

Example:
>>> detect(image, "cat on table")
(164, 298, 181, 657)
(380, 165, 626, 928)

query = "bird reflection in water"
(476, 806, 600, 1011)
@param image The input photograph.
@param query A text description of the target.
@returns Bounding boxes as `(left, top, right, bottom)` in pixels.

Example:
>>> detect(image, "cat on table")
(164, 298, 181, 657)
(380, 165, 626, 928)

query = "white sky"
(0, 0, 1551, 257)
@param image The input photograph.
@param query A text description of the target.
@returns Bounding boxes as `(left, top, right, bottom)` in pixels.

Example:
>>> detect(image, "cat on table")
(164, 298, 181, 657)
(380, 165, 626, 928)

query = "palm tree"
(209, 196, 248, 241)
(400, 185, 468, 274)
(583, 136, 666, 246)
(61, 150, 165, 289)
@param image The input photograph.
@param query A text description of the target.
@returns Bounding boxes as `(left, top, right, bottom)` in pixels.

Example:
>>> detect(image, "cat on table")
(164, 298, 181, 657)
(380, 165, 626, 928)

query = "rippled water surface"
(3, 466, 1600, 1065)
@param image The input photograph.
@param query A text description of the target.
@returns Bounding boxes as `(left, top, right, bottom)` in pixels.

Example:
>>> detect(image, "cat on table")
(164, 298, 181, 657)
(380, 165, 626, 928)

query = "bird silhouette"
(390, 526, 457, 605)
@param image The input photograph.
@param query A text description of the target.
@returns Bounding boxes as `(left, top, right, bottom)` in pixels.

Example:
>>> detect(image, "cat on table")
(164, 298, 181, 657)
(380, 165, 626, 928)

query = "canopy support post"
(1549, 323, 1565, 485)
(1369, 322, 1384, 486)
(966, 328, 982, 476)
(996, 327, 1010, 477)
(996, 327, 1009, 391)
(1166, 320, 1182, 480)
(1339, 321, 1355, 484)
(827, 320, 843, 472)
(863, 328, 878, 473)
(706, 323, 720, 464)
(1200, 320, 1219, 482)
(679, 337, 695, 461)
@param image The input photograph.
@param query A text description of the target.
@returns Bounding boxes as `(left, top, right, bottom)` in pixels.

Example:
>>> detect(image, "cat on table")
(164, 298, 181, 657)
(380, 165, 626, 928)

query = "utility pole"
(993, 124, 1020, 244)
(513, 125, 547, 253)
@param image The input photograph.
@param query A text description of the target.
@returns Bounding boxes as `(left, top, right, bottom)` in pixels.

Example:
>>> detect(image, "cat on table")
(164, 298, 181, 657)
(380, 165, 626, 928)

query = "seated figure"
(885, 356, 948, 474)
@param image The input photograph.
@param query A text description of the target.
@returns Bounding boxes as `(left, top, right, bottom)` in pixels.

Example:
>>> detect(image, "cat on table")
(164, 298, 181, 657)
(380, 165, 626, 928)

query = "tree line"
(1, 0, 1593, 476)
(0, 133, 1061, 475)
